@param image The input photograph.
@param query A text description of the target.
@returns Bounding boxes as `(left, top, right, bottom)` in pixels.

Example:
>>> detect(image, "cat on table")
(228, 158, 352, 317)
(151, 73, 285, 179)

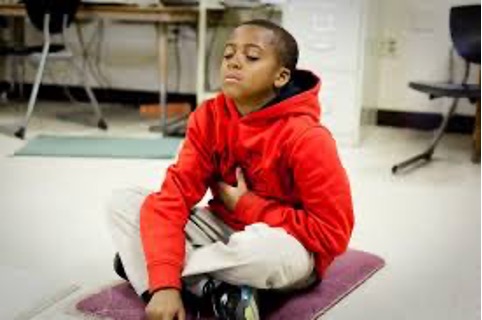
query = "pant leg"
(182, 223, 315, 290)
(105, 188, 227, 295)
(106, 187, 151, 295)
(107, 187, 315, 295)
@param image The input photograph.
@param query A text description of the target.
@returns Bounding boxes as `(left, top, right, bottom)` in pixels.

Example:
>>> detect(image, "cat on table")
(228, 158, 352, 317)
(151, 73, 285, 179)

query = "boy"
(107, 19, 354, 320)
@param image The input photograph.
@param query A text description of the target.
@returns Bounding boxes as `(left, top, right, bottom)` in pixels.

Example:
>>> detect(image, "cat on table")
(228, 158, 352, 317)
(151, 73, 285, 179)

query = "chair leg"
(69, 59, 108, 131)
(14, 35, 50, 139)
(392, 98, 460, 174)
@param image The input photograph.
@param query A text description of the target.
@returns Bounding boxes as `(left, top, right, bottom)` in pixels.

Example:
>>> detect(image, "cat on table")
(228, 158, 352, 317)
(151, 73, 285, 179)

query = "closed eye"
(246, 56, 259, 61)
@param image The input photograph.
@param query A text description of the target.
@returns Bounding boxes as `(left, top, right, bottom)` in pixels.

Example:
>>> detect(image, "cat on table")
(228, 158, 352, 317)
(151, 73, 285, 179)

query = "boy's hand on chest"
(218, 167, 248, 211)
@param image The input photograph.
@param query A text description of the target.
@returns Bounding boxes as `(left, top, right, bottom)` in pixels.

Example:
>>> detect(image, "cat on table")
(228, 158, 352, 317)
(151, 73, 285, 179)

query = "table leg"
(196, 0, 207, 105)
(149, 22, 168, 135)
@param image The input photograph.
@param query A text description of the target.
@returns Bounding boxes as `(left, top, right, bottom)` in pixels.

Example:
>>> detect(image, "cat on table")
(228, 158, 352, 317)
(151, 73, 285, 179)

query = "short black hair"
(239, 19, 298, 73)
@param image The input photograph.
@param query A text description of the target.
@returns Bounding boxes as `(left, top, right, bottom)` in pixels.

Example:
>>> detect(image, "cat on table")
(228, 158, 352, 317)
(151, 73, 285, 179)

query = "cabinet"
(282, 0, 368, 145)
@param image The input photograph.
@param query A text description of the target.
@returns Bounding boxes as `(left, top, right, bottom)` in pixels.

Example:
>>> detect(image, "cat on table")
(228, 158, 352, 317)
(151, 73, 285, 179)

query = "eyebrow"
(224, 43, 264, 51)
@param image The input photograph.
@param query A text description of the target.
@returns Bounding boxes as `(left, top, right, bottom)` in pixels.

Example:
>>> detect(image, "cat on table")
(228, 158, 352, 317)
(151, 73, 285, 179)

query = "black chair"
(392, 5, 481, 174)
(9, 0, 108, 139)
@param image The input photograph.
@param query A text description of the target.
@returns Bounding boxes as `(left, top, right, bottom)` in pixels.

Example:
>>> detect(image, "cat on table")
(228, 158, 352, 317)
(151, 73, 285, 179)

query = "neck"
(234, 91, 277, 116)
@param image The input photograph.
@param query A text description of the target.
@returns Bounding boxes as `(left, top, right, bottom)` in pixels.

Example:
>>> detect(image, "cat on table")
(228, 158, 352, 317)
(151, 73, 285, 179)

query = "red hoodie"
(140, 70, 354, 292)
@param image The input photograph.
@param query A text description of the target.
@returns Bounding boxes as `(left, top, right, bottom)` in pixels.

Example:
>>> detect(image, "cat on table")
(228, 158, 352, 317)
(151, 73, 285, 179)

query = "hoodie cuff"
(234, 192, 262, 225)
(148, 263, 182, 293)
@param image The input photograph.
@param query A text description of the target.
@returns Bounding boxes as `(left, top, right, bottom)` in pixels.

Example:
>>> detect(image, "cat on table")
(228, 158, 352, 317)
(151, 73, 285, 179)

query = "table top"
(0, 3, 201, 23)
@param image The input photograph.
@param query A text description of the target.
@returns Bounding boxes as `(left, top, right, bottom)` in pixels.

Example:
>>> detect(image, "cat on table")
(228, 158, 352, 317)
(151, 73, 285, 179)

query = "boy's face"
(220, 25, 290, 107)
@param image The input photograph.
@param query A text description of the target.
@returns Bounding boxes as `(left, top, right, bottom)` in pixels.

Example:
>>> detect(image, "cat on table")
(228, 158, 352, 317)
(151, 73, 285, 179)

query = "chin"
(221, 85, 243, 100)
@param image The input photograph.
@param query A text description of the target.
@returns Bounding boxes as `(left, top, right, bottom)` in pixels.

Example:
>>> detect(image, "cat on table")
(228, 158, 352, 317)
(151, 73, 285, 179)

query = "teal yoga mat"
(14, 135, 183, 159)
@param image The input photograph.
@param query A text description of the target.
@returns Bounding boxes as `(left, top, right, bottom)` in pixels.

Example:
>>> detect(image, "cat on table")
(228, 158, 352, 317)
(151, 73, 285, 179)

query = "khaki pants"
(106, 188, 315, 296)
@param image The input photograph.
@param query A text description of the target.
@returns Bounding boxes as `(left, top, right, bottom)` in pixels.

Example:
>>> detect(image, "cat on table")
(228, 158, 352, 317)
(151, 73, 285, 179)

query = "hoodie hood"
(219, 69, 321, 124)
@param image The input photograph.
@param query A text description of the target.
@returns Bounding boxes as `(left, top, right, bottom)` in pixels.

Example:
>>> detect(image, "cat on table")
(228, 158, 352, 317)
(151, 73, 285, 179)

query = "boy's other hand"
(146, 288, 185, 320)
(218, 167, 248, 211)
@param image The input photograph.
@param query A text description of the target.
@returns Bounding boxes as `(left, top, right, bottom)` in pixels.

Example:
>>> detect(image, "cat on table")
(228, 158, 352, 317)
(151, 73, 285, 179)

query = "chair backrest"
(450, 5, 481, 64)
(23, 0, 80, 34)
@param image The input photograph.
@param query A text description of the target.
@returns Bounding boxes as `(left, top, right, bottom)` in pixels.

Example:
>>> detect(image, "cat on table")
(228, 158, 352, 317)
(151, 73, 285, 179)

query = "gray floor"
(0, 102, 480, 319)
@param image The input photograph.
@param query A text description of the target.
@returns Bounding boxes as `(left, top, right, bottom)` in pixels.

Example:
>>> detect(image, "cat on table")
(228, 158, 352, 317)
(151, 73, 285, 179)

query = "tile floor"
(0, 101, 480, 320)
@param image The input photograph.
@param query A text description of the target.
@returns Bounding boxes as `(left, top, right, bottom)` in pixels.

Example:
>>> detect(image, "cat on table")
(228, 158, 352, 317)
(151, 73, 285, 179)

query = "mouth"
(224, 74, 242, 83)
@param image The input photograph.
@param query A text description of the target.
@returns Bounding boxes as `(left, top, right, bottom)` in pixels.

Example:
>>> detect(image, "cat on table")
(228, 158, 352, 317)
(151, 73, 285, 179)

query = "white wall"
(372, 0, 480, 116)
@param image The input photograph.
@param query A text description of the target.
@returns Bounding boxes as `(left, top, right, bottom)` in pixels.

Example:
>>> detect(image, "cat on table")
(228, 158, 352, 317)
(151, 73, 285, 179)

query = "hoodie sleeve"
(140, 104, 214, 292)
(233, 126, 354, 263)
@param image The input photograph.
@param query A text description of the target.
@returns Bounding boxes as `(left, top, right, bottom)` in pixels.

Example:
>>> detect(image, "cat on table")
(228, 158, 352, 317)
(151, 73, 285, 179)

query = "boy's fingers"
(218, 181, 230, 193)
(236, 168, 242, 180)
(177, 307, 186, 320)
(236, 168, 246, 186)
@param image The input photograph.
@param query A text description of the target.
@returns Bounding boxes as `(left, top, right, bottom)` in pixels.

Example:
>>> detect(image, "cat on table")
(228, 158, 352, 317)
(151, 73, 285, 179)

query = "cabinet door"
(282, 0, 363, 72)
(283, 0, 366, 145)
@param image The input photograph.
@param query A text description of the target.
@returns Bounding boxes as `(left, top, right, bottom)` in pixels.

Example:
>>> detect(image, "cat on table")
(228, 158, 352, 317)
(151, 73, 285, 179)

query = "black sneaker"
(113, 253, 128, 281)
(113, 253, 152, 304)
(209, 282, 260, 320)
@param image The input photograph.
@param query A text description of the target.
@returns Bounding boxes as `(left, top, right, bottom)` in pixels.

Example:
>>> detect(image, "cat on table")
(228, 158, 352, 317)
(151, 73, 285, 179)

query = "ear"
(274, 67, 291, 89)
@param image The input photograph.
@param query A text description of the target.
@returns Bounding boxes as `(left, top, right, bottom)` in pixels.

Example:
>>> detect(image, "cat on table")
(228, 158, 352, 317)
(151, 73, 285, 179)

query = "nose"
(226, 54, 241, 70)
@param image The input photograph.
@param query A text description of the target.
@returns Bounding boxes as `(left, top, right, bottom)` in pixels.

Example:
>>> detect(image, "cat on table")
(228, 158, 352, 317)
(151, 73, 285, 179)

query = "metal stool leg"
(63, 17, 107, 131)
(392, 97, 460, 174)
(14, 14, 51, 140)
(70, 59, 108, 130)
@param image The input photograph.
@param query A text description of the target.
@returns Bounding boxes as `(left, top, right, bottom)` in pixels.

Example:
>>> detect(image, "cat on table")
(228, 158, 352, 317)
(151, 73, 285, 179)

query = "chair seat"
(409, 81, 481, 99)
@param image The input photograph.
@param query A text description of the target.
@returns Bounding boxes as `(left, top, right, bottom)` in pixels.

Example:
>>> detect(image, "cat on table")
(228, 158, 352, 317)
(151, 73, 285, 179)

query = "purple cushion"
(76, 249, 384, 320)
